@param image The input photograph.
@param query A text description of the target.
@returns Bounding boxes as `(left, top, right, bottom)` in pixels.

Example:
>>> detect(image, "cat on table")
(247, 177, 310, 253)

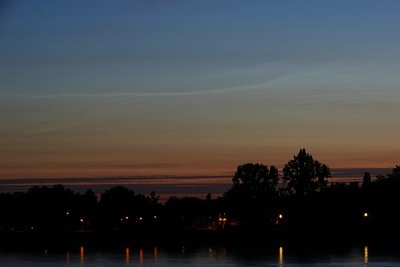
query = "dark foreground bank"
(1, 225, 399, 251)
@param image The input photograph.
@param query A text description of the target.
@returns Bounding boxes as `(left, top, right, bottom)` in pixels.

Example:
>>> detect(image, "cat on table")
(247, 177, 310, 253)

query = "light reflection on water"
(80, 246, 84, 265)
(279, 246, 284, 266)
(66, 251, 71, 264)
(154, 246, 158, 262)
(1, 244, 399, 266)
(125, 247, 129, 265)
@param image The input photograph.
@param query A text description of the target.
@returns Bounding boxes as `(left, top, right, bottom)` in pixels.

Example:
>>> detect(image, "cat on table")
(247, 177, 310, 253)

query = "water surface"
(1, 245, 399, 266)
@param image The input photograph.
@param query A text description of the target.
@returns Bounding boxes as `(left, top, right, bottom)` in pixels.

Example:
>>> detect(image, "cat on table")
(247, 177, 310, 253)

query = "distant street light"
(275, 214, 284, 225)
(363, 212, 368, 218)
(80, 218, 85, 230)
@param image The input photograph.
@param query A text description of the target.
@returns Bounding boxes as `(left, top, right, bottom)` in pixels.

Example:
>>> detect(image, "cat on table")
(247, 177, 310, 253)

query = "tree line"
(1, 148, 400, 239)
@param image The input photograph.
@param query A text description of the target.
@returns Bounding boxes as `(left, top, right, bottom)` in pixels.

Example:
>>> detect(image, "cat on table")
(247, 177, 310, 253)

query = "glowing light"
(364, 212, 368, 218)
(364, 245, 368, 264)
(125, 216, 129, 220)
(279, 246, 283, 266)
(279, 214, 283, 219)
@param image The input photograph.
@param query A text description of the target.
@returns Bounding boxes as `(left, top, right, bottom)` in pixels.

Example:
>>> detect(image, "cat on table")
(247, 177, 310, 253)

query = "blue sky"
(1, 1, 400, 180)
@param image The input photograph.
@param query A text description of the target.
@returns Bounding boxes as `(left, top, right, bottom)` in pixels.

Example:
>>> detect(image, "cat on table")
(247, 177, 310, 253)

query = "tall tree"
(231, 163, 279, 198)
(224, 163, 279, 225)
(283, 149, 330, 197)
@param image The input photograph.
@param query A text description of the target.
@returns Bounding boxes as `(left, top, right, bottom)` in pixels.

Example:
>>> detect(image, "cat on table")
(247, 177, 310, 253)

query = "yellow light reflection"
(80, 246, 85, 266)
(364, 245, 368, 265)
(125, 248, 130, 265)
(279, 246, 283, 266)
(139, 248, 144, 266)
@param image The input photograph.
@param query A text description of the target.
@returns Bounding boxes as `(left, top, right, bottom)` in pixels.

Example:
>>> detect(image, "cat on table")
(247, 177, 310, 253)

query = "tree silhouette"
(390, 165, 400, 179)
(223, 163, 279, 226)
(231, 163, 279, 198)
(362, 172, 372, 187)
(283, 149, 330, 197)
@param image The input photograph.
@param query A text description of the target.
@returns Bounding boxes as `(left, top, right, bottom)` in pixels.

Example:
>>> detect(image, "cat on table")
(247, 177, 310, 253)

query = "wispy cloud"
(0, 85, 260, 99)
(0, 60, 299, 100)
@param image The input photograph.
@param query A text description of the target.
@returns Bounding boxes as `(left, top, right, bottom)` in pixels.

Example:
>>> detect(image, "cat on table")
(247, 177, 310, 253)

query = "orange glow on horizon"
(0, 146, 397, 181)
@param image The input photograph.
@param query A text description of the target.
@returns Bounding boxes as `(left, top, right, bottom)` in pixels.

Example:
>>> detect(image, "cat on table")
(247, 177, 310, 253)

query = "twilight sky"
(1, 1, 400, 181)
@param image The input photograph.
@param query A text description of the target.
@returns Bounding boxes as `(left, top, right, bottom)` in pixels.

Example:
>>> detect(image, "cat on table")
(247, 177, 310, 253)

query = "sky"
(1, 1, 400, 190)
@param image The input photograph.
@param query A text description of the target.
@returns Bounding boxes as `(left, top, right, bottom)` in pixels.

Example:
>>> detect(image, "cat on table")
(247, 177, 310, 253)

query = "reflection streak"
(66, 251, 71, 265)
(80, 246, 85, 266)
(139, 248, 144, 266)
(154, 246, 158, 261)
(125, 248, 130, 265)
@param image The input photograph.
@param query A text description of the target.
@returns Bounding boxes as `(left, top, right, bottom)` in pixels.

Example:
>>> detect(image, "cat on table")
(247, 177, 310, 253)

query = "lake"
(1, 245, 399, 266)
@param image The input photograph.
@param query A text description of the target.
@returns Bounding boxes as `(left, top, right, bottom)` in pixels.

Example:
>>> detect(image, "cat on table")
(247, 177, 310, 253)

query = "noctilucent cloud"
(1, 0, 400, 178)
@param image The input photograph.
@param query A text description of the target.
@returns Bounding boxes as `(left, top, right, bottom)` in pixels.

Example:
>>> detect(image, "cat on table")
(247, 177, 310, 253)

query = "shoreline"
(0, 227, 398, 251)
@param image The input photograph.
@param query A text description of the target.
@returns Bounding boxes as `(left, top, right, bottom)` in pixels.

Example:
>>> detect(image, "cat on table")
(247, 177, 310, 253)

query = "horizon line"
(0, 167, 393, 181)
